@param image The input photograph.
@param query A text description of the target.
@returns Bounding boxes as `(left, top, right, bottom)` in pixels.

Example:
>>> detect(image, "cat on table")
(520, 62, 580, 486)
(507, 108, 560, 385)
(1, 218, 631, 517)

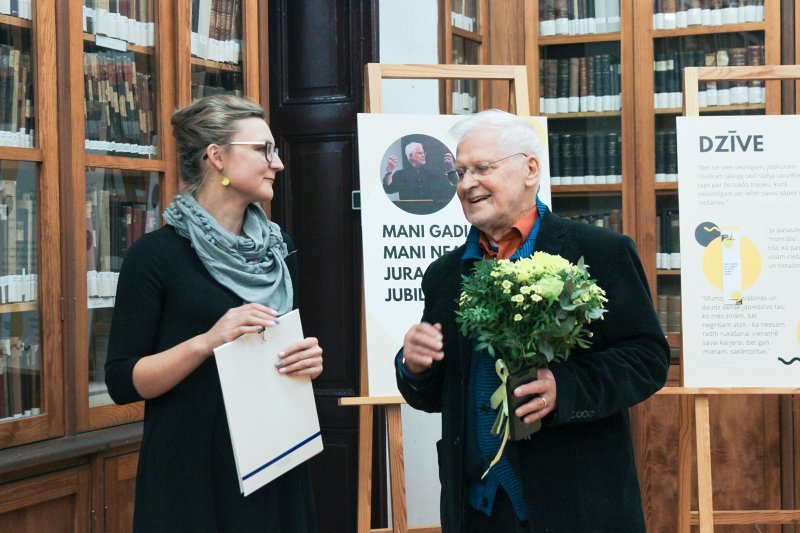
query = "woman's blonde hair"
(170, 94, 266, 196)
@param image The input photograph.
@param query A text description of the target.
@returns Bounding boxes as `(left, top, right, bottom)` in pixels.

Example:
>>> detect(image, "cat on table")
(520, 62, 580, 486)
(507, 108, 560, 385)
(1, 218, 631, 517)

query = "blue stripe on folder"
(242, 432, 322, 481)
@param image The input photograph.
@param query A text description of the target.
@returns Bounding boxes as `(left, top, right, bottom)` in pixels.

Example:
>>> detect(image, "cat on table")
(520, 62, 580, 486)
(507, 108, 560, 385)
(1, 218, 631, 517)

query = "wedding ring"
(540, 396, 548, 409)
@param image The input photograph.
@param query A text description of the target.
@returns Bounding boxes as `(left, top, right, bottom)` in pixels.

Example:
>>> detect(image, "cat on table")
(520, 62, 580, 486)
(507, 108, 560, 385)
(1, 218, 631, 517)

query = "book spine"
(540, 0, 556, 37)
(585, 132, 596, 184)
(655, 131, 666, 183)
(559, 133, 573, 185)
(578, 56, 588, 112)
(568, 57, 580, 112)
(554, 0, 569, 35)
(666, 130, 678, 182)
(572, 134, 586, 185)
(556, 58, 570, 113)
(548, 133, 561, 184)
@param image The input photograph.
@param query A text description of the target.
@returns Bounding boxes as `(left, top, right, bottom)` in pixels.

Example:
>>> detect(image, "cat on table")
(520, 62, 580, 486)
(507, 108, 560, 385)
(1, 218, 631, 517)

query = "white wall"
(378, 0, 442, 528)
(379, 0, 440, 115)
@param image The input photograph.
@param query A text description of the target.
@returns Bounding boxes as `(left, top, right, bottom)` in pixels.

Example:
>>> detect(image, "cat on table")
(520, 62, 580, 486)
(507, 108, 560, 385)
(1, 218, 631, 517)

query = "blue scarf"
(163, 194, 293, 313)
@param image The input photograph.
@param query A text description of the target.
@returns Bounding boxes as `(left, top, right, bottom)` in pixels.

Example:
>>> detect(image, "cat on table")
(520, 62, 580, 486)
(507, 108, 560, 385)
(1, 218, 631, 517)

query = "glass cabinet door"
(441, 0, 485, 114)
(0, 7, 34, 149)
(71, 1, 168, 430)
(650, 29, 768, 360)
(190, 0, 244, 99)
(0, 1, 62, 447)
(82, 0, 158, 159)
(0, 161, 40, 421)
(85, 168, 160, 409)
(535, 1, 632, 247)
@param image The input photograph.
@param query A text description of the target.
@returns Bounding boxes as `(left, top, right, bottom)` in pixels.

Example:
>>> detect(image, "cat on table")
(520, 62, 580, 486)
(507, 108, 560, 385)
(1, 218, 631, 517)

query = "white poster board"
(357, 114, 551, 397)
(677, 115, 800, 387)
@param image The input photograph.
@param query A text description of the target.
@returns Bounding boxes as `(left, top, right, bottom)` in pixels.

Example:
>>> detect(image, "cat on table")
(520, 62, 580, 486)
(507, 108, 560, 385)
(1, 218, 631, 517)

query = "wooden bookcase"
(0, 1, 269, 531)
(0, 1, 63, 449)
(525, 0, 636, 253)
(495, 1, 790, 531)
(439, 0, 488, 114)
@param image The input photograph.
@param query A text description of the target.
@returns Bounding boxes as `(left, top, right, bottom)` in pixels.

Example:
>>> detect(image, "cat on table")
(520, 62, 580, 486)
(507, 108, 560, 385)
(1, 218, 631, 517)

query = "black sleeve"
(395, 259, 451, 413)
(104, 234, 166, 405)
(282, 231, 300, 310)
(547, 235, 670, 426)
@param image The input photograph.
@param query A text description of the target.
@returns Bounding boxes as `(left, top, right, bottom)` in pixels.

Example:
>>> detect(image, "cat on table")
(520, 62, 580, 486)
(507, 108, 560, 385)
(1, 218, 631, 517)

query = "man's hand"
(513, 367, 557, 424)
(443, 152, 455, 171)
(402, 322, 445, 374)
(385, 155, 398, 174)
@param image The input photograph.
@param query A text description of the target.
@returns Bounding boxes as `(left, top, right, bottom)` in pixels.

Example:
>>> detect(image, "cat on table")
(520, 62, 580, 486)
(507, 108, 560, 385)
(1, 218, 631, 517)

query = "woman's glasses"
(228, 141, 280, 162)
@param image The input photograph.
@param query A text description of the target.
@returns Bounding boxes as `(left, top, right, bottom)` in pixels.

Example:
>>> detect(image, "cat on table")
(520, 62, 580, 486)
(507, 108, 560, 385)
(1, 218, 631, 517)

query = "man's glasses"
(229, 141, 280, 162)
(446, 152, 528, 186)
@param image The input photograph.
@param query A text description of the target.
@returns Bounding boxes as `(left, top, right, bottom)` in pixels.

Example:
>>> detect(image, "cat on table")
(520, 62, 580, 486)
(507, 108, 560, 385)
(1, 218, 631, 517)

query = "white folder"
(214, 309, 323, 496)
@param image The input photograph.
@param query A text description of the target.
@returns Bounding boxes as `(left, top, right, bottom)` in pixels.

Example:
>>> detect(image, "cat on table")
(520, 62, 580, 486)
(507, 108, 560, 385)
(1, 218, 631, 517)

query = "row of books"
(451, 91, 477, 115)
(654, 43, 766, 109)
(83, 0, 156, 49)
(539, 0, 621, 37)
(84, 50, 157, 157)
(652, 0, 764, 30)
(656, 209, 681, 269)
(88, 314, 112, 406)
(561, 209, 623, 233)
(548, 131, 623, 185)
(0, 273, 36, 305)
(657, 294, 681, 334)
(88, 270, 120, 299)
(191, 0, 242, 63)
(655, 130, 678, 183)
(0, 180, 37, 294)
(450, 11, 477, 32)
(191, 70, 243, 99)
(0, 44, 34, 148)
(86, 188, 159, 277)
(539, 55, 621, 115)
(0, 0, 32, 20)
(0, 338, 40, 421)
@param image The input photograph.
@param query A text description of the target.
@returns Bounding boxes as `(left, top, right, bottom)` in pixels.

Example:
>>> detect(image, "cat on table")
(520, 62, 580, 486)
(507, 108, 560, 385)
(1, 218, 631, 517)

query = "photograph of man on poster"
(381, 134, 456, 215)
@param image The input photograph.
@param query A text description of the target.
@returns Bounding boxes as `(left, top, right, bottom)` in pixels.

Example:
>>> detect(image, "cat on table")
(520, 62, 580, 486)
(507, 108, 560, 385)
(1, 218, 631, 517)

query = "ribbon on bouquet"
(482, 358, 511, 480)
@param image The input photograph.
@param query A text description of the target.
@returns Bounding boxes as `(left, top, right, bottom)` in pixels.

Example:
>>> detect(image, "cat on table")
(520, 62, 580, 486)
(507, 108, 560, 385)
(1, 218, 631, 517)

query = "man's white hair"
(404, 141, 424, 160)
(449, 109, 541, 157)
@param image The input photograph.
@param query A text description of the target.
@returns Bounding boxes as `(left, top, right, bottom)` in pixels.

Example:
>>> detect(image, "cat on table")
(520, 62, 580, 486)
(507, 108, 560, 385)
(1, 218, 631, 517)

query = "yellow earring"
(220, 176, 230, 186)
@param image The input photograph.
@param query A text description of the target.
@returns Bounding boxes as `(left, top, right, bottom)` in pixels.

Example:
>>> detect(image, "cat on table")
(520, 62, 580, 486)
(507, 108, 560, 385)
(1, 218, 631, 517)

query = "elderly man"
(396, 110, 669, 532)
(383, 141, 455, 201)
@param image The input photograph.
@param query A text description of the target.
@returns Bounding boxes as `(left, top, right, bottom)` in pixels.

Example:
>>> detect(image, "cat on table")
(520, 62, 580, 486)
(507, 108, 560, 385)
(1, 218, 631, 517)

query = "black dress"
(105, 225, 318, 533)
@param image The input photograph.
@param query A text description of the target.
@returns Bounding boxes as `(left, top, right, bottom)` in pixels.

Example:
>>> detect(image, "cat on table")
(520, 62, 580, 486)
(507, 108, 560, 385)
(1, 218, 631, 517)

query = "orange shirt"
(478, 206, 539, 260)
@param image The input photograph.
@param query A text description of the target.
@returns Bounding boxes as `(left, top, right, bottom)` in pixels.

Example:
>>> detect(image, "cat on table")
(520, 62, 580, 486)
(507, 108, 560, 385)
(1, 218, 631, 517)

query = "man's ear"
(524, 154, 540, 188)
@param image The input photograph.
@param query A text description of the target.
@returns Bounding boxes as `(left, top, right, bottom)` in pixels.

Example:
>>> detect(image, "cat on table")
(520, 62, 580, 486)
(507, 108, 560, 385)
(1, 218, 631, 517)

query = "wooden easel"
(655, 65, 800, 532)
(339, 63, 529, 533)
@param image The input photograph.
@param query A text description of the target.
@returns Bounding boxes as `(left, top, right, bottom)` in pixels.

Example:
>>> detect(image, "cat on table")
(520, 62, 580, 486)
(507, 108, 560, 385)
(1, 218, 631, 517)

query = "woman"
(105, 94, 322, 533)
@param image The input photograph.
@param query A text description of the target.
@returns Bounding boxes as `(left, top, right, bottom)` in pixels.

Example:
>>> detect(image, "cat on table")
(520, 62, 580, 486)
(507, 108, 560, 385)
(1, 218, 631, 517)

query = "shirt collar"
(462, 196, 550, 261)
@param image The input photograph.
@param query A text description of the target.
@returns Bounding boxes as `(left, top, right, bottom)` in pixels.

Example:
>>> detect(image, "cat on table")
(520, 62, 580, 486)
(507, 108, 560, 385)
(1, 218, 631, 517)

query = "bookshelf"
(0, 0, 267, 531)
(440, 0, 488, 114)
(526, 0, 635, 243)
(0, 0, 266, 440)
(629, 2, 783, 531)
(53, 0, 169, 434)
(0, 0, 268, 529)
(511, 1, 787, 530)
(0, 1, 63, 449)
(633, 0, 778, 360)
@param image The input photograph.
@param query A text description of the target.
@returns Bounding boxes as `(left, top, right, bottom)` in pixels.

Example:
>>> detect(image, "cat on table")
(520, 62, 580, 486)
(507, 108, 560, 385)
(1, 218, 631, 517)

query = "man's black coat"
(397, 211, 670, 532)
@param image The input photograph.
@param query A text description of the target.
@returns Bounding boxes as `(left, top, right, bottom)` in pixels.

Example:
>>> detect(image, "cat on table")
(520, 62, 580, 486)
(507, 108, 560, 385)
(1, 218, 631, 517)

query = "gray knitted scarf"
(163, 194, 293, 314)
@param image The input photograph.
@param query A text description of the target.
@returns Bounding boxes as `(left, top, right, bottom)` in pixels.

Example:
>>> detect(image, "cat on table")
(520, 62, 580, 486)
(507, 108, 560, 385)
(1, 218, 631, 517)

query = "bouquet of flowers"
(455, 252, 607, 475)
